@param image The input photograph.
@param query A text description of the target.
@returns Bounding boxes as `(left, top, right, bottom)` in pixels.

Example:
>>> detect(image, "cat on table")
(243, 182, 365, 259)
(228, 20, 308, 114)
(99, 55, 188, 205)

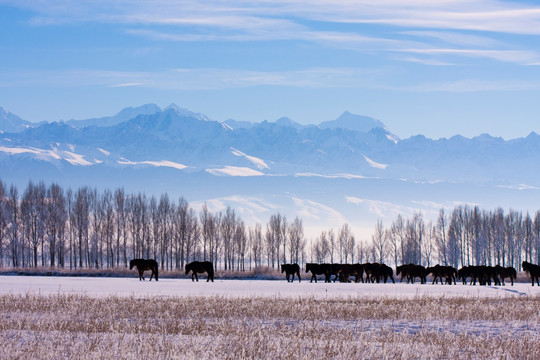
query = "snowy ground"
(1, 275, 539, 298)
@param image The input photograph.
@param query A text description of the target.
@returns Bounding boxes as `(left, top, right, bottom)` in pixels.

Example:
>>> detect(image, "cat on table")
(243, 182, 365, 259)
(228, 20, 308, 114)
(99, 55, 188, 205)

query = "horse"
(427, 264, 457, 285)
(364, 263, 394, 283)
(339, 263, 364, 283)
(185, 261, 215, 282)
(495, 265, 517, 286)
(305, 263, 331, 283)
(129, 259, 159, 281)
(281, 263, 301, 282)
(522, 261, 540, 286)
(397, 264, 426, 284)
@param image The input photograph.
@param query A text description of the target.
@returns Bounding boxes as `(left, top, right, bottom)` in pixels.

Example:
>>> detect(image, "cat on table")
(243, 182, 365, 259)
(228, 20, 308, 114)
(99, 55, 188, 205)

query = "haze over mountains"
(1, 104, 539, 237)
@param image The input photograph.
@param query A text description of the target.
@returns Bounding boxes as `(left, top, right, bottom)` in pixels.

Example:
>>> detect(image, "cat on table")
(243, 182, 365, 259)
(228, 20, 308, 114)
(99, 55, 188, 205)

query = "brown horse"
(281, 263, 301, 282)
(185, 261, 215, 282)
(129, 259, 159, 281)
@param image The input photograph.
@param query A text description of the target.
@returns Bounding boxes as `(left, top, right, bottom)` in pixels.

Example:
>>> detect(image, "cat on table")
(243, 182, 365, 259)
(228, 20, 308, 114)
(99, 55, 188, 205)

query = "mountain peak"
(0, 106, 33, 133)
(319, 111, 387, 133)
(165, 104, 211, 121)
(67, 103, 161, 128)
(274, 117, 304, 130)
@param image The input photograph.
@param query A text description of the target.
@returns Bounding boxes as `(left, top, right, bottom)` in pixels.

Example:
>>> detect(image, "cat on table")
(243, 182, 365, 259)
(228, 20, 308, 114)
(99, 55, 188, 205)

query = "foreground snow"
(1, 275, 538, 298)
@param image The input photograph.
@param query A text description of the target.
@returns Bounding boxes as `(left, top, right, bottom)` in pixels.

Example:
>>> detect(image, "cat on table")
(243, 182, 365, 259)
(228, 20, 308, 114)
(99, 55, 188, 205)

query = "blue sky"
(2, 0, 540, 139)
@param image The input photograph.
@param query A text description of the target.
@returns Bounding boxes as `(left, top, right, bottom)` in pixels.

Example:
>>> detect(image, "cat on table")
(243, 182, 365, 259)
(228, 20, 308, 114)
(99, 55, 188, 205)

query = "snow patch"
(386, 134, 399, 144)
(0, 145, 93, 166)
(206, 166, 264, 177)
(362, 154, 388, 170)
(63, 151, 93, 166)
(230, 148, 269, 170)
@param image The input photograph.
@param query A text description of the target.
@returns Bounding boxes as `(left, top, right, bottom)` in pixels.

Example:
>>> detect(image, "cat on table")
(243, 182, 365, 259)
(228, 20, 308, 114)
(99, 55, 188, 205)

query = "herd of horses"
(129, 258, 540, 286)
(129, 259, 214, 282)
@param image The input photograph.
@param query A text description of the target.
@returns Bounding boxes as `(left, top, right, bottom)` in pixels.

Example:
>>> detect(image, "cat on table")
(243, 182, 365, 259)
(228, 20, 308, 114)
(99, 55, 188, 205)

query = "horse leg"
(195, 272, 199, 282)
(139, 270, 144, 281)
(297, 271, 301, 283)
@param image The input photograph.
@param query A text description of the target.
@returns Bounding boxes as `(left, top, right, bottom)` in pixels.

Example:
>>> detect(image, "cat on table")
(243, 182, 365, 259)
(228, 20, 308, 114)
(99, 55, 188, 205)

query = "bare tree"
(0, 181, 7, 267)
(114, 188, 127, 267)
(268, 213, 287, 266)
(436, 209, 448, 265)
(46, 183, 67, 267)
(249, 223, 263, 268)
(389, 215, 404, 267)
(288, 217, 305, 264)
(221, 206, 237, 270)
(234, 219, 247, 271)
(534, 211, 540, 264)
(372, 219, 387, 264)
(328, 229, 336, 263)
(422, 222, 435, 267)
(7, 185, 20, 267)
(21, 181, 47, 267)
(338, 223, 355, 263)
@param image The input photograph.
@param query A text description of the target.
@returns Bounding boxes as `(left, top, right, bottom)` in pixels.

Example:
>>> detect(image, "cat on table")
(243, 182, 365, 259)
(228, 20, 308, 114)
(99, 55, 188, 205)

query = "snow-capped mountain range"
(1, 104, 539, 236)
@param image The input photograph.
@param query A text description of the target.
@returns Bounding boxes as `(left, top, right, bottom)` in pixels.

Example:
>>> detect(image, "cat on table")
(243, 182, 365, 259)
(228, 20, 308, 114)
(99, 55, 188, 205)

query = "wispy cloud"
(2, 67, 540, 94)
(346, 196, 442, 220)
(6, 0, 540, 65)
(0, 67, 383, 90)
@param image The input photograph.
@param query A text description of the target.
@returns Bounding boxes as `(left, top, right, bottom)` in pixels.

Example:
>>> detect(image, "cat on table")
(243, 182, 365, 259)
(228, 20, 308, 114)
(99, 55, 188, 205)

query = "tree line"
(0, 179, 539, 271)
(310, 207, 540, 271)
(0, 180, 308, 270)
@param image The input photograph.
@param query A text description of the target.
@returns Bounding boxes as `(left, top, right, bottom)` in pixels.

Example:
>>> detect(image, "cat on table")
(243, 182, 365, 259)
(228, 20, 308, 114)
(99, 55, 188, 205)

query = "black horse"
(281, 263, 301, 282)
(495, 265, 517, 286)
(129, 259, 159, 281)
(522, 261, 540, 286)
(185, 261, 215, 282)
(427, 264, 457, 285)
(305, 263, 331, 283)
(396, 264, 427, 284)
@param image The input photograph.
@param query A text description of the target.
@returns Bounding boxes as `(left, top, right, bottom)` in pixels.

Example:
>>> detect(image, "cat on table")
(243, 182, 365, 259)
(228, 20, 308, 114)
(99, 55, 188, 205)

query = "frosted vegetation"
(1, 289, 539, 359)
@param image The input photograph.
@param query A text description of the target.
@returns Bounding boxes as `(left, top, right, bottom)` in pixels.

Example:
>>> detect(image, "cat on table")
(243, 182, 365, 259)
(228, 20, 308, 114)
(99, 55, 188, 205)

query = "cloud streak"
(5, 0, 540, 65)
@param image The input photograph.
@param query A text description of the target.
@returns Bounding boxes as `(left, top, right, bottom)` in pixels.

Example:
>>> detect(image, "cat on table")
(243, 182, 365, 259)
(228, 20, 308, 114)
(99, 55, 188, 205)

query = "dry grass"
(1, 293, 539, 359)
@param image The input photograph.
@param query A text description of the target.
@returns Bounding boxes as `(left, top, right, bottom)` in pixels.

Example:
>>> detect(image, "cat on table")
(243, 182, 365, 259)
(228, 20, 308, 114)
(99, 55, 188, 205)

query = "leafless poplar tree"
(288, 217, 305, 264)
(249, 223, 263, 268)
(372, 219, 387, 264)
(46, 183, 67, 267)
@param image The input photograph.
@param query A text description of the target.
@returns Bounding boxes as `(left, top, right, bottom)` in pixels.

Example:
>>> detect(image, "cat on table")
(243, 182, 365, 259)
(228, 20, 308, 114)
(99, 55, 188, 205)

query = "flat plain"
(1, 276, 539, 359)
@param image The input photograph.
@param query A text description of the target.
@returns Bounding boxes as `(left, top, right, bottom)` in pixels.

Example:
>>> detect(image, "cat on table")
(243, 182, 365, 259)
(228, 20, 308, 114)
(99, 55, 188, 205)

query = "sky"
(1, 0, 540, 139)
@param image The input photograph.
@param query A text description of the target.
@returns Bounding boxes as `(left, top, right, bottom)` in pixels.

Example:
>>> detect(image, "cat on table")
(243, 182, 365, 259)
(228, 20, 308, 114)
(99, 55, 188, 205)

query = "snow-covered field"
(2, 275, 540, 359)
(1, 275, 538, 299)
